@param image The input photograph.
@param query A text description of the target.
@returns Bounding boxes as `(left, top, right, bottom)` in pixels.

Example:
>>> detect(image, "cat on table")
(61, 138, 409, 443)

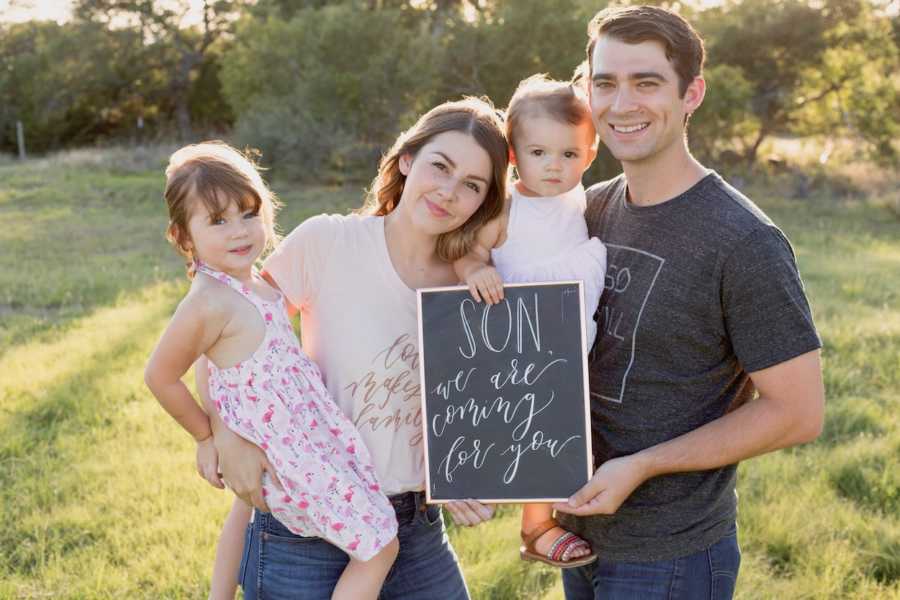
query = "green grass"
(1, 148, 898, 599)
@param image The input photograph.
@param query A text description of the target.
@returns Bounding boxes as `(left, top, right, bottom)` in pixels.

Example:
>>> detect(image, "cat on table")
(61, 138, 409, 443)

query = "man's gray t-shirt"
(558, 172, 821, 561)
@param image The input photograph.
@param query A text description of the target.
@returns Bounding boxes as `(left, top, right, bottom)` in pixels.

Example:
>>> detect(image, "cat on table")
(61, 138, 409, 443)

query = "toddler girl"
(144, 141, 399, 600)
(454, 75, 607, 568)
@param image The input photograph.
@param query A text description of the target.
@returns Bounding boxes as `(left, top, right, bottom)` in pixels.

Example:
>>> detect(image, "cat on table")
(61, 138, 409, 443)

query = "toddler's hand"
(196, 435, 225, 489)
(466, 266, 504, 305)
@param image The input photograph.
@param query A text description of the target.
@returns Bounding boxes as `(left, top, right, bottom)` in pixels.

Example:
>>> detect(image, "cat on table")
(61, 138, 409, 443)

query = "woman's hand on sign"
(445, 499, 495, 526)
(466, 266, 505, 305)
(552, 454, 651, 516)
(214, 425, 281, 513)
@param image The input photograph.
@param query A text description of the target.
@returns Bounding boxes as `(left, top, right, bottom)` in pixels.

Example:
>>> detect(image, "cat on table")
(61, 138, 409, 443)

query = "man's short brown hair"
(586, 5, 705, 97)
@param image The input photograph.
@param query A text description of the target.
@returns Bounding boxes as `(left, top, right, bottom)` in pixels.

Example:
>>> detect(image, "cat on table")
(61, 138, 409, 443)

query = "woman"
(197, 96, 509, 599)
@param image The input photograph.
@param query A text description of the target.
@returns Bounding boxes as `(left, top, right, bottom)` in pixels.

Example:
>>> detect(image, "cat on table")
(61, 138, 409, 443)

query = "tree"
(73, 0, 243, 140)
(689, 64, 756, 163)
(699, 0, 900, 164)
(0, 20, 148, 153)
(434, 0, 596, 101)
(220, 4, 441, 178)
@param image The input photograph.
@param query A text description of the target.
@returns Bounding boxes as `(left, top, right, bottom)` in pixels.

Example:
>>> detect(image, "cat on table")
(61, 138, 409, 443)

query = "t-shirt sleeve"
(262, 214, 341, 309)
(721, 225, 822, 373)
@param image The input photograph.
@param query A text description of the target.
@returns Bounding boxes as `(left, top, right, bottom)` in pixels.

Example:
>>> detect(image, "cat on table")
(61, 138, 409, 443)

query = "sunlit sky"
(1, 0, 63, 22)
(0, 0, 211, 24)
(1, 0, 738, 25)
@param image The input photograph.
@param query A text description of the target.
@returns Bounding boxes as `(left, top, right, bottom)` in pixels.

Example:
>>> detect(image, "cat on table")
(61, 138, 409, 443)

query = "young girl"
(454, 75, 607, 568)
(144, 141, 399, 600)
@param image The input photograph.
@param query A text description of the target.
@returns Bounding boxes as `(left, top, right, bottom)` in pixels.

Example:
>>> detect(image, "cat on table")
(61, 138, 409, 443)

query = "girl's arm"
(144, 293, 225, 442)
(453, 217, 506, 305)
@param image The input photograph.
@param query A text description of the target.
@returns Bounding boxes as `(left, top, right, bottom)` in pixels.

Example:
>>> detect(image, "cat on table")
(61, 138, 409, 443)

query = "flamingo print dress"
(200, 263, 398, 561)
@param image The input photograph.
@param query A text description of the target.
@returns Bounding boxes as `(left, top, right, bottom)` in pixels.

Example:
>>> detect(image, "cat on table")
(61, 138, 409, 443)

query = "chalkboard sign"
(416, 282, 593, 503)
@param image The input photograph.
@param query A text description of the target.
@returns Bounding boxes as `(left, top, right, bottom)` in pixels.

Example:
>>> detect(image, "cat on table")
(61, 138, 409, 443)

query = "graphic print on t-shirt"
(592, 243, 665, 403)
(345, 333, 424, 451)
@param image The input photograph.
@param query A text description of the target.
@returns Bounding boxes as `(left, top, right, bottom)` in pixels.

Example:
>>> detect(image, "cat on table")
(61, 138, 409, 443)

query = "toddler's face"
(184, 194, 267, 276)
(512, 115, 596, 198)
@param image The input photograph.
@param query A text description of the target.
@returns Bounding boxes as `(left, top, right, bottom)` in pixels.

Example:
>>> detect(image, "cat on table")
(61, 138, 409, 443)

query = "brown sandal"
(520, 518, 597, 568)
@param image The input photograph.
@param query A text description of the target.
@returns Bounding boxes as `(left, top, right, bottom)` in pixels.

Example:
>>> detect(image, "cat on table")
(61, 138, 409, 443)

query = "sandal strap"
(549, 532, 582, 561)
(521, 518, 560, 547)
(559, 536, 591, 562)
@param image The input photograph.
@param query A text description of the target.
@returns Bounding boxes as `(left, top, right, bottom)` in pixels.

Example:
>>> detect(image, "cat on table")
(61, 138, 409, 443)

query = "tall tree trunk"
(174, 93, 192, 141)
(744, 126, 768, 165)
(171, 50, 200, 141)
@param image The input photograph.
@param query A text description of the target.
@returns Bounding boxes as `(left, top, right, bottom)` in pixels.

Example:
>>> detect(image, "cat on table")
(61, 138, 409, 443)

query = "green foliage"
(73, 0, 244, 140)
(221, 5, 442, 179)
(189, 52, 236, 129)
(2, 0, 897, 165)
(699, 0, 900, 164)
(220, 0, 618, 180)
(218, 0, 899, 174)
(0, 2, 239, 155)
(690, 64, 756, 161)
(0, 20, 147, 151)
(433, 0, 597, 101)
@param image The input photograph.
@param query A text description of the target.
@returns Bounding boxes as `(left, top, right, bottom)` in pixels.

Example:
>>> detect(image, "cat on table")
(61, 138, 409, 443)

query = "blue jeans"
(238, 491, 470, 600)
(562, 524, 741, 600)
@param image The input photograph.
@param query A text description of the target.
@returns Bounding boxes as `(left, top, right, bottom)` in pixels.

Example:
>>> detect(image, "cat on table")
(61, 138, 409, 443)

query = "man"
(553, 6, 825, 599)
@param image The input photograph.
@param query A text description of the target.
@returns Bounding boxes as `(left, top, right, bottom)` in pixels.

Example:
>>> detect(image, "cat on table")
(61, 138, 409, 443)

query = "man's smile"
(610, 123, 650, 134)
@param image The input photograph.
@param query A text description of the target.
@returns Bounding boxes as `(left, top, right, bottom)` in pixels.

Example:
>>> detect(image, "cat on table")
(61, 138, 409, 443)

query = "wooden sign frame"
(416, 282, 593, 504)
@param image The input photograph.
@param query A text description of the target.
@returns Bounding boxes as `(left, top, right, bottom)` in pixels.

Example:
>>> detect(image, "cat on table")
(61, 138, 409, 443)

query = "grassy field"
(1, 146, 898, 599)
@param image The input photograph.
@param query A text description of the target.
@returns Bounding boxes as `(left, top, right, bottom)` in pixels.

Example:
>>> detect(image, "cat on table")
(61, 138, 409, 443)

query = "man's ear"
(683, 76, 706, 115)
(399, 153, 413, 176)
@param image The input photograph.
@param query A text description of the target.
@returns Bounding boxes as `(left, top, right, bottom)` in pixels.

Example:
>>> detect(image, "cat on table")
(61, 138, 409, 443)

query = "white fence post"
(16, 120, 26, 160)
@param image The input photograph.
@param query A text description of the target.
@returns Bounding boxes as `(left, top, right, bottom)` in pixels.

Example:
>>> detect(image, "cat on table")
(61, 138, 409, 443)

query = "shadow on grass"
(0, 284, 177, 576)
(829, 456, 899, 516)
(474, 566, 560, 600)
(868, 538, 900, 586)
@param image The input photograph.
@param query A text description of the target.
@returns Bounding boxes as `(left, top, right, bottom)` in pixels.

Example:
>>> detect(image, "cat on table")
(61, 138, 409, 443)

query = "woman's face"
(398, 131, 492, 236)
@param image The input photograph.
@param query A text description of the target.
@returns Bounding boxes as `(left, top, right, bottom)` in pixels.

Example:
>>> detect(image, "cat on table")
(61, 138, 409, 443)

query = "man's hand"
(196, 436, 224, 489)
(214, 425, 281, 513)
(553, 454, 652, 516)
(445, 499, 496, 526)
(466, 266, 505, 305)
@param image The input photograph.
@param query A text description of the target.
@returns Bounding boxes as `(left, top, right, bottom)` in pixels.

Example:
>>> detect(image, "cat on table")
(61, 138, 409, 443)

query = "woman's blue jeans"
(561, 524, 741, 600)
(238, 491, 470, 600)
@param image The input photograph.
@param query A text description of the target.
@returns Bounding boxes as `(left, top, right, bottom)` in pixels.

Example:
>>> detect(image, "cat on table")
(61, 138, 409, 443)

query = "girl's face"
(183, 194, 267, 276)
(398, 131, 492, 236)
(511, 115, 596, 198)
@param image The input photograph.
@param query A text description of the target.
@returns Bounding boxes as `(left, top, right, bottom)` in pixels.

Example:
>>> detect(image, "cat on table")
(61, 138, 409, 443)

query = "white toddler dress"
(491, 183, 607, 347)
